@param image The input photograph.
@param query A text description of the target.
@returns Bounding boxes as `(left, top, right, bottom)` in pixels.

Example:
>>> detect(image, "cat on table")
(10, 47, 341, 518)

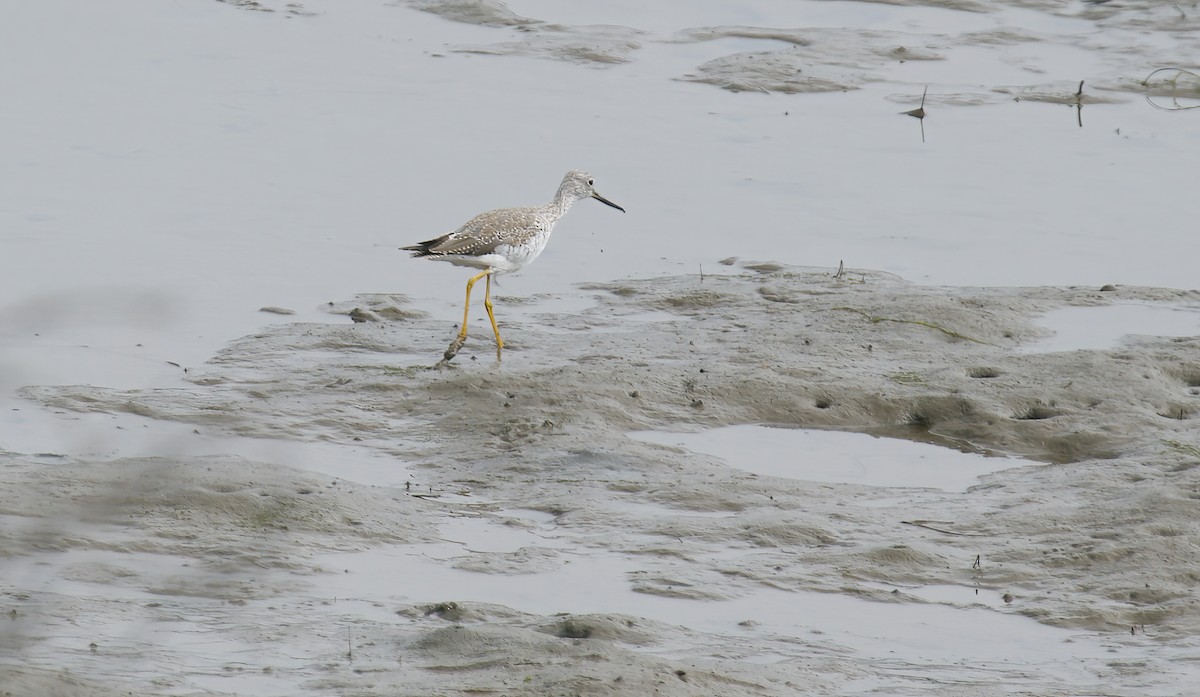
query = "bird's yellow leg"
(483, 271, 503, 349)
(459, 269, 491, 342)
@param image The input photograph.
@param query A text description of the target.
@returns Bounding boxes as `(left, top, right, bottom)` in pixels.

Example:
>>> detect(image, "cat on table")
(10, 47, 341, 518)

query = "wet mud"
(398, 0, 1200, 104)
(6, 263, 1200, 694)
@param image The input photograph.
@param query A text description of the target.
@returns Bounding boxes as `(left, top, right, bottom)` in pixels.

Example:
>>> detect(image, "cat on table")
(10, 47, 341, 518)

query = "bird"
(403, 170, 624, 356)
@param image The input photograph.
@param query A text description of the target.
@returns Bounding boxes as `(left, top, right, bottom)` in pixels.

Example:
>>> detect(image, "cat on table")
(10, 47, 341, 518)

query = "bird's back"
(408, 205, 552, 258)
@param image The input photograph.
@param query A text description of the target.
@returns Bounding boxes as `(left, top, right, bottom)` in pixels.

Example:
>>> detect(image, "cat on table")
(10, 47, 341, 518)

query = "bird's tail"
(400, 234, 449, 257)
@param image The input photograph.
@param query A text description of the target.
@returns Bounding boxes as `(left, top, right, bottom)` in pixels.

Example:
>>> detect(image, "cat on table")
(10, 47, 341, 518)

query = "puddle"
(861, 580, 1007, 607)
(499, 508, 559, 525)
(10, 533, 1192, 694)
(438, 515, 569, 553)
(1021, 302, 1200, 353)
(629, 425, 1029, 492)
(302, 540, 1171, 687)
(140, 545, 1040, 680)
(0, 341, 188, 393)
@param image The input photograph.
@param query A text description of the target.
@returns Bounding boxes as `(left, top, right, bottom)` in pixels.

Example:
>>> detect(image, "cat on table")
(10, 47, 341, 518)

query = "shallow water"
(4, 1, 1200, 695)
(1021, 301, 1200, 353)
(630, 425, 1029, 491)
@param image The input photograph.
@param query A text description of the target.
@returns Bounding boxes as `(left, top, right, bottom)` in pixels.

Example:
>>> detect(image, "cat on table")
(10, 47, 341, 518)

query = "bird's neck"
(547, 190, 578, 220)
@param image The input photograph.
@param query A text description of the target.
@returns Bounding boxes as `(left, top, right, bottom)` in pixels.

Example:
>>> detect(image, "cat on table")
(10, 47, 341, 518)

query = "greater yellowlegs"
(403, 170, 624, 357)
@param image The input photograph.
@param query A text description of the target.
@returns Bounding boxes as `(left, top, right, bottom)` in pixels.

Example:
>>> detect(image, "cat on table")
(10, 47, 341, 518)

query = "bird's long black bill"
(592, 192, 626, 213)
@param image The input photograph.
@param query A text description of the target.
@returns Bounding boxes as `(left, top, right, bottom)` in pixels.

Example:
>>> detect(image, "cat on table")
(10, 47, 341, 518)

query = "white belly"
(489, 237, 549, 273)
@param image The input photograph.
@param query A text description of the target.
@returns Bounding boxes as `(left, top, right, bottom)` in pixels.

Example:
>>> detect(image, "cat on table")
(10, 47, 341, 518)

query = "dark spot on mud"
(906, 411, 932, 427)
(424, 601, 465, 621)
(968, 366, 1002, 379)
(744, 262, 784, 273)
(348, 308, 378, 323)
(1173, 369, 1200, 388)
(758, 286, 800, 304)
(814, 397, 833, 409)
(553, 619, 593, 639)
(1016, 405, 1063, 420)
(661, 290, 731, 310)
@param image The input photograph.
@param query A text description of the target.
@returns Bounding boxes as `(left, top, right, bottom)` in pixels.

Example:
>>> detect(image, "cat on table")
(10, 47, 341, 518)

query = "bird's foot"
(443, 334, 467, 362)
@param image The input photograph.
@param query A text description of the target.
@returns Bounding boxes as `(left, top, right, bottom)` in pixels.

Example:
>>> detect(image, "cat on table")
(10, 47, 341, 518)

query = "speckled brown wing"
(403, 206, 543, 258)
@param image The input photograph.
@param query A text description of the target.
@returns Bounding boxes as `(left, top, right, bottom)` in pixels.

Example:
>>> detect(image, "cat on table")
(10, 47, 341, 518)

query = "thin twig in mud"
(901, 86, 928, 142)
(1075, 80, 1084, 128)
(902, 520, 988, 537)
(833, 261, 866, 284)
(832, 307, 990, 344)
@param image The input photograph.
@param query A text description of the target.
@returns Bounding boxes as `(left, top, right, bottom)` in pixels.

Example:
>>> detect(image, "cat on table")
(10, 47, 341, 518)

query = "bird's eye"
(587, 178, 594, 186)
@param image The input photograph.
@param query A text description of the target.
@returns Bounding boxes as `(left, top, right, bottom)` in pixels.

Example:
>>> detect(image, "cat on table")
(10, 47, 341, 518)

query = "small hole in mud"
(814, 398, 833, 409)
(968, 367, 1001, 379)
(906, 412, 932, 427)
(1015, 406, 1062, 421)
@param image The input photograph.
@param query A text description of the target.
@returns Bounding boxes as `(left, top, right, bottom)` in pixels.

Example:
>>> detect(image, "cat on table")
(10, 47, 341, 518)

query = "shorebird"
(403, 170, 624, 357)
